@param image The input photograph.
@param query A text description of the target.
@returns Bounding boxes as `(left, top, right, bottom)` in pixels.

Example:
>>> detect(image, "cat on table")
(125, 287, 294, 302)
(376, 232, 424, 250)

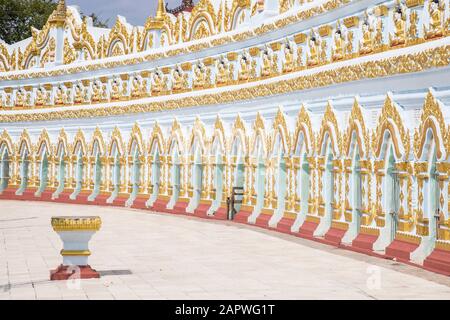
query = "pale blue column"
(88, 152, 102, 201)
(52, 153, 66, 199)
(70, 150, 84, 200)
(207, 152, 223, 215)
(314, 148, 334, 237)
(35, 152, 49, 196)
(147, 150, 161, 207)
(107, 152, 121, 203)
(0, 149, 10, 193)
(16, 151, 29, 195)
(167, 151, 181, 209)
(126, 149, 141, 207)
(374, 145, 398, 251)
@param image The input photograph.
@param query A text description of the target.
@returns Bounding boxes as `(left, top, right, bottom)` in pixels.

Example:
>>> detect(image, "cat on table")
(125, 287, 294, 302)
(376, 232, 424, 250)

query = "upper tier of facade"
(0, 0, 448, 122)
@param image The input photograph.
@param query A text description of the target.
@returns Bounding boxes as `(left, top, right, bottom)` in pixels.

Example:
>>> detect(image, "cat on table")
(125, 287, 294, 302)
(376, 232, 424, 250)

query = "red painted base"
(131, 197, 148, 209)
(193, 204, 212, 218)
(0, 188, 18, 199)
(39, 190, 55, 201)
(423, 249, 450, 276)
(297, 221, 319, 238)
(53, 192, 90, 204)
(21, 189, 38, 200)
(110, 196, 128, 207)
(53, 192, 71, 203)
(150, 199, 170, 213)
(91, 194, 110, 205)
(213, 207, 228, 220)
(274, 217, 295, 235)
(352, 233, 378, 252)
(385, 240, 420, 262)
(233, 210, 252, 223)
(254, 214, 272, 229)
(324, 227, 347, 246)
(50, 264, 100, 280)
(172, 201, 188, 214)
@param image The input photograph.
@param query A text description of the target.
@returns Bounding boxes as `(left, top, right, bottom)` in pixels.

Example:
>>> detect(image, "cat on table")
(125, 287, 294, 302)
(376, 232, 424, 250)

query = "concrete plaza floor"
(0, 200, 449, 300)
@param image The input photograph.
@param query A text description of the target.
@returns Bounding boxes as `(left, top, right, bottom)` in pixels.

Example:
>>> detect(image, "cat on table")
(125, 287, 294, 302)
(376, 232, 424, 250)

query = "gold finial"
(156, 0, 166, 20)
(145, 0, 166, 30)
(48, 0, 67, 26)
(57, 0, 66, 11)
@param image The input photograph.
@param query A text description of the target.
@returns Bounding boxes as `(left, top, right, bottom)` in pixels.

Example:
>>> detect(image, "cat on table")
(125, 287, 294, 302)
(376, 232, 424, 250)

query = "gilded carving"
(414, 91, 447, 160)
(372, 95, 410, 160)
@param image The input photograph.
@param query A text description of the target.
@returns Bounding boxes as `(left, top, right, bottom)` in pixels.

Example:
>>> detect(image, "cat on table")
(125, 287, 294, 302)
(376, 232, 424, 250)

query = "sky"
(68, 0, 199, 27)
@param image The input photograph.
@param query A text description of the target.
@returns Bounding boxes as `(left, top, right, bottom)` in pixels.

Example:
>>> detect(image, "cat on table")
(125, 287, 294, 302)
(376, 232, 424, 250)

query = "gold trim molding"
(1, 44, 448, 123)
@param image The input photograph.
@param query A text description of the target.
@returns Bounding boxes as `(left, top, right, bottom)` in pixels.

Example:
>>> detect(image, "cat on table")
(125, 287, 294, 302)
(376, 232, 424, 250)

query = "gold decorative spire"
(145, 0, 166, 30)
(156, 0, 166, 20)
(48, 0, 67, 26)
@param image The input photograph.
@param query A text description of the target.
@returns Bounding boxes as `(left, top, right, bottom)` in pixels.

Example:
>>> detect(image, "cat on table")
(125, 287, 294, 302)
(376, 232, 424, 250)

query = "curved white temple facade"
(0, 0, 450, 275)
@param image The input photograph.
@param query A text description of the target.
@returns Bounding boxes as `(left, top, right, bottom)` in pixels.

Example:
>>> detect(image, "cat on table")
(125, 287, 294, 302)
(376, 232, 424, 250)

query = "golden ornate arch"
(71, 20, 97, 60)
(18, 129, 33, 155)
(343, 98, 370, 158)
(128, 122, 145, 155)
(189, 117, 207, 153)
(271, 107, 290, 154)
(229, 0, 251, 30)
(250, 112, 268, 157)
(188, 0, 216, 41)
(72, 129, 88, 155)
(371, 95, 410, 160)
(108, 126, 125, 156)
(36, 129, 52, 156)
(414, 91, 447, 160)
(166, 118, 185, 155)
(90, 127, 106, 155)
(148, 121, 165, 154)
(21, 39, 40, 70)
(0, 129, 15, 155)
(317, 102, 341, 156)
(106, 18, 130, 57)
(292, 105, 314, 156)
(56, 128, 69, 156)
(231, 113, 248, 155)
(211, 115, 227, 154)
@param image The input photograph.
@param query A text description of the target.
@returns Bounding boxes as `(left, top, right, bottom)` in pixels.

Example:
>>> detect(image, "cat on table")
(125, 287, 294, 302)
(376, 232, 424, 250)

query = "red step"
(423, 248, 450, 276)
(324, 227, 347, 246)
(52, 192, 71, 203)
(131, 197, 148, 209)
(21, 189, 38, 200)
(297, 220, 319, 238)
(110, 196, 128, 207)
(233, 210, 252, 224)
(150, 198, 169, 213)
(193, 203, 211, 219)
(91, 194, 110, 205)
(213, 207, 228, 220)
(172, 201, 188, 214)
(352, 233, 379, 252)
(0, 188, 18, 198)
(38, 190, 54, 201)
(273, 217, 295, 234)
(385, 239, 420, 262)
(53, 192, 89, 205)
(255, 214, 272, 229)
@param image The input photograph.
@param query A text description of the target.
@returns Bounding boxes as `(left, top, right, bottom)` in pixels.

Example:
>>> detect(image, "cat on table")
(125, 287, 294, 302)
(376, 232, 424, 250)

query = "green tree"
(83, 13, 109, 29)
(0, 0, 109, 45)
(0, 0, 56, 44)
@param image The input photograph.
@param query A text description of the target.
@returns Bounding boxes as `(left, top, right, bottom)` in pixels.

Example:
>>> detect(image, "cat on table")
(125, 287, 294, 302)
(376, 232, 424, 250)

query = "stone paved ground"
(0, 200, 449, 300)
